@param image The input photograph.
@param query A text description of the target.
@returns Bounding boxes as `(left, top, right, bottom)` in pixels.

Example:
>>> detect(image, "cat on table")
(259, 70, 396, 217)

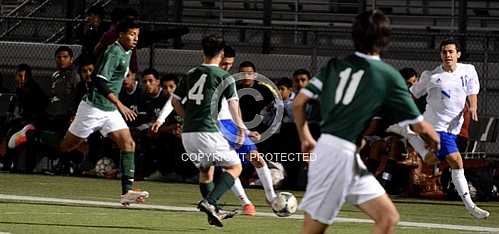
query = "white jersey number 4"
(335, 68, 364, 105)
(188, 74, 207, 105)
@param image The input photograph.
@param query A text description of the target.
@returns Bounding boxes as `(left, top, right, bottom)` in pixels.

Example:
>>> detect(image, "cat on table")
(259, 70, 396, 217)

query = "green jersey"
(174, 64, 238, 132)
(304, 52, 421, 143)
(85, 41, 131, 111)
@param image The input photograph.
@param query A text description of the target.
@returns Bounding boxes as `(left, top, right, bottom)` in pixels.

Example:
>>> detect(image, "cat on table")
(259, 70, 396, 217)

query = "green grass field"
(0, 173, 498, 233)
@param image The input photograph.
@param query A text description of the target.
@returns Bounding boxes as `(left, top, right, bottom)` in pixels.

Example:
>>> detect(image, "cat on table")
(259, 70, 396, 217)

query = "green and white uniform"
(69, 41, 131, 138)
(173, 64, 240, 168)
(299, 52, 423, 224)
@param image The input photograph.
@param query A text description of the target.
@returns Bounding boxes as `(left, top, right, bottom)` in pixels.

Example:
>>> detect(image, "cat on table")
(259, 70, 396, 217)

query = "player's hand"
(235, 128, 245, 149)
(118, 104, 137, 122)
(248, 131, 261, 141)
(469, 108, 478, 121)
(301, 137, 316, 154)
(150, 121, 162, 133)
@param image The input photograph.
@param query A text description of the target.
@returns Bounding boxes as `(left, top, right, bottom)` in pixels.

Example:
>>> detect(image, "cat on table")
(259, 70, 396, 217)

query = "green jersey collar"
(354, 51, 381, 61)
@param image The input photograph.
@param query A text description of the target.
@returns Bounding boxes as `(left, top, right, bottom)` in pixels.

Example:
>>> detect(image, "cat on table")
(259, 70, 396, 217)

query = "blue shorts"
(218, 119, 257, 163)
(437, 131, 459, 160)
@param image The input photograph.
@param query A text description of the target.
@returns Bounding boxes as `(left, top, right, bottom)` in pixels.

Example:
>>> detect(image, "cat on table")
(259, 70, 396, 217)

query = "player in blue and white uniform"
(410, 38, 489, 219)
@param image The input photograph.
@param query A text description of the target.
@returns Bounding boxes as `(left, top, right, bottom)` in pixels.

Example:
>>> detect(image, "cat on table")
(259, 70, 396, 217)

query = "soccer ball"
(95, 157, 116, 177)
(271, 192, 298, 217)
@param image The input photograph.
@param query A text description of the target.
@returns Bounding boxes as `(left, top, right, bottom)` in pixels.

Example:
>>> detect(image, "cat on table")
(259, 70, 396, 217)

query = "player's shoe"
(469, 206, 490, 219)
(198, 199, 223, 227)
(242, 203, 256, 216)
(8, 124, 35, 149)
(120, 189, 149, 206)
(208, 208, 238, 225)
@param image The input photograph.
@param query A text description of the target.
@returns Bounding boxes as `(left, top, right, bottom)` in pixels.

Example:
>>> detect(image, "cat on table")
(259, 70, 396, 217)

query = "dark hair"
(16, 63, 32, 80)
(78, 56, 96, 73)
(439, 38, 461, 52)
(352, 10, 391, 54)
(55, 46, 73, 57)
(292, 68, 311, 79)
(142, 68, 160, 80)
(224, 45, 236, 58)
(88, 5, 105, 19)
(239, 61, 256, 72)
(117, 19, 140, 33)
(161, 73, 179, 84)
(399, 67, 417, 81)
(202, 34, 225, 58)
(277, 77, 293, 88)
(123, 8, 139, 19)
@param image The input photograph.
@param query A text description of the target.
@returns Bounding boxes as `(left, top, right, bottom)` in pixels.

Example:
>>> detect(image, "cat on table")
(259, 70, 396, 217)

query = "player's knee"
(121, 138, 135, 151)
(377, 209, 399, 229)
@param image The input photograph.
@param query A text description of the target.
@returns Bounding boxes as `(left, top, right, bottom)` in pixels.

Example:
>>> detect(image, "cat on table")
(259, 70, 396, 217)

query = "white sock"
(255, 163, 277, 202)
(451, 169, 475, 210)
(231, 178, 252, 205)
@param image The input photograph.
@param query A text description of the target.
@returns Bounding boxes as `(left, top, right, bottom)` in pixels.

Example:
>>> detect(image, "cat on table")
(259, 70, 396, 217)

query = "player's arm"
(468, 94, 478, 121)
(467, 65, 480, 121)
(409, 70, 430, 99)
(386, 71, 439, 153)
(224, 75, 245, 146)
(93, 76, 136, 122)
(293, 92, 315, 153)
(151, 95, 174, 133)
(410, 121, 440, 153)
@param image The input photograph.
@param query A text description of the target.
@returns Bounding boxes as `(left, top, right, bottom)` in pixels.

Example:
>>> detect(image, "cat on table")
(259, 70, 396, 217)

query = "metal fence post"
(149, 43, 155, 69)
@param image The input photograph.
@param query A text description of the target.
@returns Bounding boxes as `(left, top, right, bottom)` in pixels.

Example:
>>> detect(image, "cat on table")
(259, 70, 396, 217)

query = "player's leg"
(357, 194, 399, 234)
(300, 135, 356, 234)
(231, 177, 256, 215)
(199, 166, 215, 197)
(435, 131, 489, 219)
(246, 150, 277, 203)
(446, 152, 490, 219)
(300, 213, 328, 234)
(60, 131, 86, 153)
(107, 126, 148, 205)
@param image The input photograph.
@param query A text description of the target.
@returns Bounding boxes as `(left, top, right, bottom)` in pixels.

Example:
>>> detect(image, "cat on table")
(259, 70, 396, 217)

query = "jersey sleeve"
(383, 73, 423, 126)
(173, 74, 187, 101)
(410, 70, 431, 98)
(222, 74, 238, 101)
(96, 47, 119, 81)
(302, 64, 328, 99)
(466, 65, 480, 96)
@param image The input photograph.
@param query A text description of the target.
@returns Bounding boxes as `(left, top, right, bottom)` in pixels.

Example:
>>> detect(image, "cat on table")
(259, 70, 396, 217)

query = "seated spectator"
(75, 56, 95, 101)
(119, 71, 142, 115)
(9, 47, 80, 174)
(1, 64, 47, 172)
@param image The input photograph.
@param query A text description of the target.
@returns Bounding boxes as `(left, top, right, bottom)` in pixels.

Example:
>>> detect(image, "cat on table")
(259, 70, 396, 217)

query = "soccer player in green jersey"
(293, 10, 440, 234)
(60, 19, 149, 206)
(169, 35, 245, 227)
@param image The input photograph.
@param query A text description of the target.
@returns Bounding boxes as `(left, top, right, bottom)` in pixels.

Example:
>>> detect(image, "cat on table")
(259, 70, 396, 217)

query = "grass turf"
(0, 173, 498, 233)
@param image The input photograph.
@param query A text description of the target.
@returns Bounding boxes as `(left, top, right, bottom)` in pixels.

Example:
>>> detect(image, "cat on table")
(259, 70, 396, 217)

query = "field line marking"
(0, 194, 497, 233)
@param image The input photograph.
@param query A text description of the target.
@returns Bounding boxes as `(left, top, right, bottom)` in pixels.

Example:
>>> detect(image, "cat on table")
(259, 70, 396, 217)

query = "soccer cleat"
(8, 124, 35, 149)
(208, 208, 238, 225)
(198, 200, 223, 227)
(242, 203, 256, 216)
(120, 189, 149, 206)
(469, 206, 490, 219)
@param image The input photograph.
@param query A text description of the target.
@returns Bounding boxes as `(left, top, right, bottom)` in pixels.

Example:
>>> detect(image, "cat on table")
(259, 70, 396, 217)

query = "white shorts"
(69, 101, 128, 138)
(299, 134, 385, 225)
(181, 132, 241, 169)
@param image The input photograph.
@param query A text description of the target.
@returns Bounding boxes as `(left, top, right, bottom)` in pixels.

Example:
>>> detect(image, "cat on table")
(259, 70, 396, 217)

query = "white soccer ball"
(271, 192, 298, 217)
(95, 157, 116, 177)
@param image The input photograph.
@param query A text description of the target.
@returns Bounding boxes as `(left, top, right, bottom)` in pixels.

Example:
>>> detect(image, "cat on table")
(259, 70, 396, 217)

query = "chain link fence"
(1, 16, 499, 153)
